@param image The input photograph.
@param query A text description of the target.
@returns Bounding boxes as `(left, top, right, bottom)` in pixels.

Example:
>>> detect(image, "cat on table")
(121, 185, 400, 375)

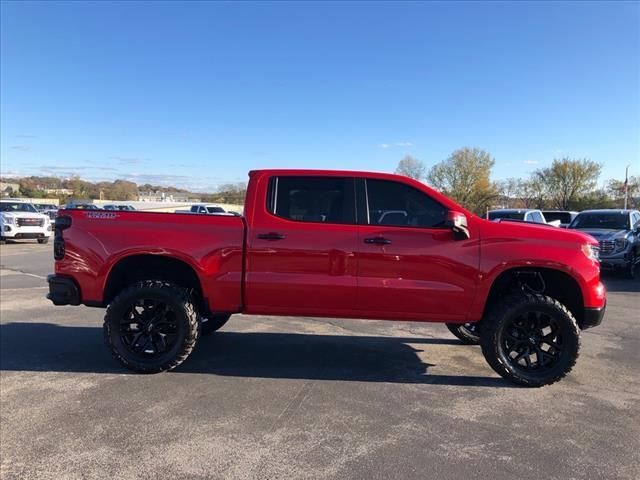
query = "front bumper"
(599, 258, 630, 270)
(2, 225, 52, 239)
(599, 249, 634, 270)
(581, 303, 606, 330)
(47, 275, 80, 306)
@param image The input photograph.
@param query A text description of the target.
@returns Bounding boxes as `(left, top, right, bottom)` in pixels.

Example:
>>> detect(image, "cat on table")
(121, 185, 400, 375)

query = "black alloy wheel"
(501, 310, 563, 371)
(119, 299, 179, 358)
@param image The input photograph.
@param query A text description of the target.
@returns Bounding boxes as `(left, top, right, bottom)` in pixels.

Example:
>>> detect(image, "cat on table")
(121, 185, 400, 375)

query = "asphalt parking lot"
(1, 241, 638, 480)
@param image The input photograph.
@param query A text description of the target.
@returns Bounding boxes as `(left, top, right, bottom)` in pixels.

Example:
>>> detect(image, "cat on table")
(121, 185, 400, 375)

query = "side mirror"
(446, 210, 471, 240)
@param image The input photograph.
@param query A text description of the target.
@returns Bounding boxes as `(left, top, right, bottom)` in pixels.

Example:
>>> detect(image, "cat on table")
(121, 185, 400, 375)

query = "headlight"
(581, 243, 600, 262)
(3, 216, 15, 225)
(614, 238, 627, 252)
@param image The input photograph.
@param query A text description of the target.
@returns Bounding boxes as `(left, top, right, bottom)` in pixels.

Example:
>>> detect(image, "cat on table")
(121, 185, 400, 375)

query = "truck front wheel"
(445, 323, 480, 345)
(103, 280, 199, 373)
(480, 293, 580, 387)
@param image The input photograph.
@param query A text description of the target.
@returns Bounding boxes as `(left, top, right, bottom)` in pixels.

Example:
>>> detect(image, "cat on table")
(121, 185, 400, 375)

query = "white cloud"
(523, 160, 539, 165)
(379, 141, 413, 149)
(109, 156, 148, 165)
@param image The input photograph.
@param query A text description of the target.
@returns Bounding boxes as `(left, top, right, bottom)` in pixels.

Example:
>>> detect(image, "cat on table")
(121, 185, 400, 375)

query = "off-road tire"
(103, 280, 199, 373)
(446, 322, 481, 345)
(38, 238, 49, 244)
(201, 313, 232, 335)
(480, 292, 580, 387)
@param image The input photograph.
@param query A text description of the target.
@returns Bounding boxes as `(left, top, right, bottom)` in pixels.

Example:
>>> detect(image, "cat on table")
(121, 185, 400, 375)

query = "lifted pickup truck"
(47, 170, 606, 387)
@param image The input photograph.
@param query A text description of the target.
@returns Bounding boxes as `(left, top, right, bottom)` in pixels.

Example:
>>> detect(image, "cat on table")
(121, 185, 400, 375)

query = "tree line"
(396, 148, 638, 214)
(4, 152, 635, 212)
(5, 175, 248, 205)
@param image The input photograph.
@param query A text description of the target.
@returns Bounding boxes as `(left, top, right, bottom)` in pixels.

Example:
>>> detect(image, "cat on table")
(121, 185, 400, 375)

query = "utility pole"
(624, 165, 630, 210)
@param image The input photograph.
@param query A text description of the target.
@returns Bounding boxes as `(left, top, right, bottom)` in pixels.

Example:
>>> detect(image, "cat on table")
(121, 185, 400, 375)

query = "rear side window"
(267, 176, 355, 224)
(365, 179, 446, 228)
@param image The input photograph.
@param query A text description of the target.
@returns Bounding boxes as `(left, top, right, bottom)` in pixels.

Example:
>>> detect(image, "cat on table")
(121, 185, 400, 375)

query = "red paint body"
(55, 169, 605, 322)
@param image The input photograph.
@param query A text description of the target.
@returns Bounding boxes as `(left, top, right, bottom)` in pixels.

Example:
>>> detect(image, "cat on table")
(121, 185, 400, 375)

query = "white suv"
(0, 200, 52, 244)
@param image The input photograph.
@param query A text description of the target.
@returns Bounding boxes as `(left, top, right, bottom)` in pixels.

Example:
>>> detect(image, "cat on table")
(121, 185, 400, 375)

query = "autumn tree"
(202, 183, 247, 205)
(426, 147, 498, 213)
(496, 177, 522, 208)
(395, 155, 426, 180)
(534, 158, 602, 210)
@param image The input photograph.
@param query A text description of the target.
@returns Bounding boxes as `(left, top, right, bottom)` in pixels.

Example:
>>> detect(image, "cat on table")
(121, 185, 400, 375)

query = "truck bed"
(54, 210, 245, 313)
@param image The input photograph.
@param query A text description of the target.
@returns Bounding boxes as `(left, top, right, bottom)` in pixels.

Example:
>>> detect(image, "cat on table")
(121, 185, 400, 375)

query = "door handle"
(257, 232, 286, 241)
(364, 237, 391, 245)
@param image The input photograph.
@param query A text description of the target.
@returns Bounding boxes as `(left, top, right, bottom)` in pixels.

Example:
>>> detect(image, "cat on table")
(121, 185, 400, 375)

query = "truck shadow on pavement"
(0, 322, 515, 388)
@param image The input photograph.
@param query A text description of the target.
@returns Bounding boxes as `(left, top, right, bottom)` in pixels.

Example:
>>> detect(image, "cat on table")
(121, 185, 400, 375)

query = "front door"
(356, 178, 479, 321)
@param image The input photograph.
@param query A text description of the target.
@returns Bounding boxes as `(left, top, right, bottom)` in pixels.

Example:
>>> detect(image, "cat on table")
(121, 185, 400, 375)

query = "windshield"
(488, 211, 525, 221)
(0, 202, 38, 213)
(570, 212, 629, 230)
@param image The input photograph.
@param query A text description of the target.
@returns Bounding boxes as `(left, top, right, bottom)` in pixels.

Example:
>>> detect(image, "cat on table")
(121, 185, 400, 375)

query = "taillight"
(54, 216, 72, 260)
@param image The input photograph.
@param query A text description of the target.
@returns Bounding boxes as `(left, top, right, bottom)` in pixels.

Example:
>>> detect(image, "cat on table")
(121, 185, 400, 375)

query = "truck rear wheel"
(103, 280, 199, 373)
(201, 313, 232, 335)
(480, 292, 580, 387)
(446, 323, 480, 345)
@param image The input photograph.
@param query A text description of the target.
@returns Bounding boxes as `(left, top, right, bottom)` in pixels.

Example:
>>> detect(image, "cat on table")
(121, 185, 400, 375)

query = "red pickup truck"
(47, 170, 606, 387)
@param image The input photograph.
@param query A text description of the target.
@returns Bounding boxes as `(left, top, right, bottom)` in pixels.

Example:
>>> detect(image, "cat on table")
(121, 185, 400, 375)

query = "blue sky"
(1, 1, 638, 191)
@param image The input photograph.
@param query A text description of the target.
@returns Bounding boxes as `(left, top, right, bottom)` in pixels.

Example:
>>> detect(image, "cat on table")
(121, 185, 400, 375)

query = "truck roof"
(488, 208, 539, 213)
(579, 209, 638, 214)
(248, 168, 434, 180)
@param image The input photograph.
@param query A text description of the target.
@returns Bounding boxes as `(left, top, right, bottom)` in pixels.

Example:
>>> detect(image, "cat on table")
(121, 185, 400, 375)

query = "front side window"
(365, 179, 446, 228)
(267, 176, 355, 224)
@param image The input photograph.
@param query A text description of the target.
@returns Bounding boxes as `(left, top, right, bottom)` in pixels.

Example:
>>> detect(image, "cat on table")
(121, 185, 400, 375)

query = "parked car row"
(486, 208, 640, 278)
(175, 203, 241, 216)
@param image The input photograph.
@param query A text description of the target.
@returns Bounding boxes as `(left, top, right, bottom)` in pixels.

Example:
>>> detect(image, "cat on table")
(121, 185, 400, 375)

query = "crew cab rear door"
(356, 178, 479, 321)
(244, 174, 358, 316)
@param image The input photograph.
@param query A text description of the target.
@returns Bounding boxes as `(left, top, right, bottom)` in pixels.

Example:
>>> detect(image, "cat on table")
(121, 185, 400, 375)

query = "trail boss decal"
(85, 212, 119, 219)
